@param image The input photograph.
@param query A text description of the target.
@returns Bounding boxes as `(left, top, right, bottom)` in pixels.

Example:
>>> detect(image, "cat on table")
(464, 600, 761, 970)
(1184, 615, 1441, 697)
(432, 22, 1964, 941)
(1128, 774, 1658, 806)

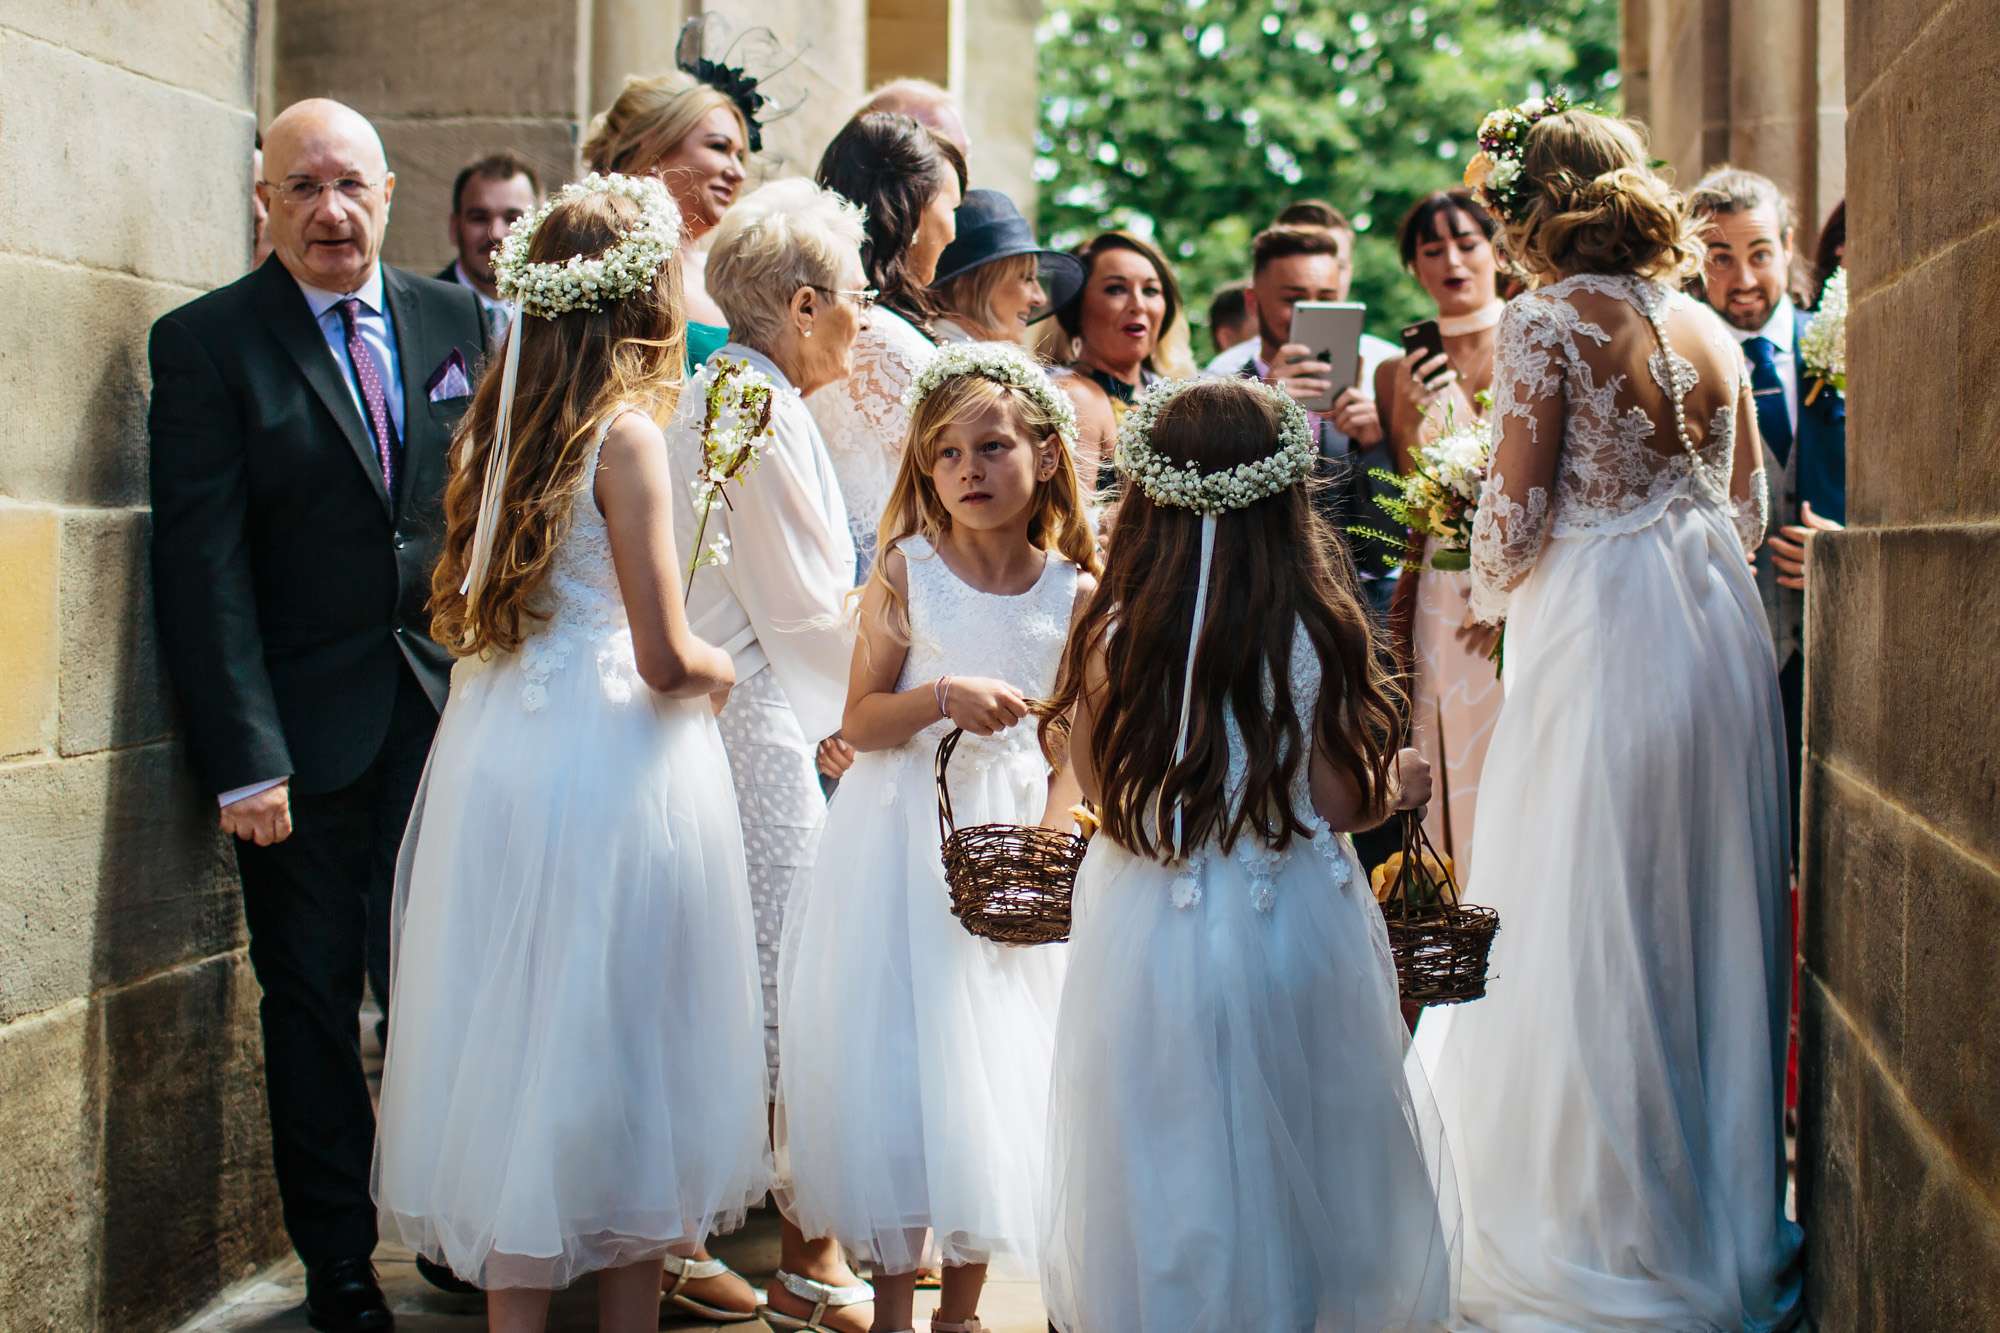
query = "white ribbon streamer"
(459, 300, 525, 601)
(1165, 513, 1218, 860)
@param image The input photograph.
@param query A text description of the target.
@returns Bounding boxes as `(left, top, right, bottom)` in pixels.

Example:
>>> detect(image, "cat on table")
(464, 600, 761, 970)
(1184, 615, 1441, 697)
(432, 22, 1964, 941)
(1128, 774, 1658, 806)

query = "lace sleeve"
(1727, 372, 1771, 556)
(806, 312, 933, 531)
(1469, 297, 1565, 624)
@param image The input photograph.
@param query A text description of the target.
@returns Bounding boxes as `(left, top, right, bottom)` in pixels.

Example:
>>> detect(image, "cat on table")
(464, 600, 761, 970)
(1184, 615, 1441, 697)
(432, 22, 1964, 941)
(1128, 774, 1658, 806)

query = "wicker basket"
(1377, 813, 1499, 1006)
(934, 728, 1084, 945)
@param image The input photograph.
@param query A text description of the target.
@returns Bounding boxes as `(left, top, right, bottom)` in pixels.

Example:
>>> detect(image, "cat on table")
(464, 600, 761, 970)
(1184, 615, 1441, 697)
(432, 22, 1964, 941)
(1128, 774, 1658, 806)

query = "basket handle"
(934, 727, 967, 846)
(1388, 809, 1464, 921)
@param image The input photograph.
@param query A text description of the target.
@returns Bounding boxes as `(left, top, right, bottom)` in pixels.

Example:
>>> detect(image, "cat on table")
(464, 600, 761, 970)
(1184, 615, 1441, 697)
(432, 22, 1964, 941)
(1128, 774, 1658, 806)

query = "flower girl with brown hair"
(776, 342, 1101, 1333)
(1037, 376, 1457, 1333)
(371, 175, 767, 1332)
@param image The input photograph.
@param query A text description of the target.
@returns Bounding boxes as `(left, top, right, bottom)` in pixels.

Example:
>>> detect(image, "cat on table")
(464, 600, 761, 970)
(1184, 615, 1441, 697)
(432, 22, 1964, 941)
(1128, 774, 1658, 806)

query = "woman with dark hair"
(1375, 187, 1506, 885)
(806, 111, 967, 567)
(1043, 230, 1189, 484)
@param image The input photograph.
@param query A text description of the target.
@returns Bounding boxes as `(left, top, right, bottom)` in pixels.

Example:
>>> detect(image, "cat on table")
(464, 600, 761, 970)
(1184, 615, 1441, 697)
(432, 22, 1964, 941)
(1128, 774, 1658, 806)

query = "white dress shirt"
(670, 344, 858, 742)
(1729, 294, 1800, 434)
(450, 260, 511, 339)
(296, 265, 406, 442)
(220, 267, 407, 809)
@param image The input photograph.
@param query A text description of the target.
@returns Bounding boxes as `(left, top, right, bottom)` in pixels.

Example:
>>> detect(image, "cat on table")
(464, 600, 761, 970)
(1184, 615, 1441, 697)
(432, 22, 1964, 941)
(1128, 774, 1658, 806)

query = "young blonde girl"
(775, 342, 1101, 1333)
(372, 176, 767, 1333)
(1037, 378, 1457, 1332)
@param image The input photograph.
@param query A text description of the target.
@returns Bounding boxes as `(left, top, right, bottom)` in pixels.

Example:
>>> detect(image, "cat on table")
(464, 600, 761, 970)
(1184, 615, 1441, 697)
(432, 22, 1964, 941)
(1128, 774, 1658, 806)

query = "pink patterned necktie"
(335, 297, 398, 495)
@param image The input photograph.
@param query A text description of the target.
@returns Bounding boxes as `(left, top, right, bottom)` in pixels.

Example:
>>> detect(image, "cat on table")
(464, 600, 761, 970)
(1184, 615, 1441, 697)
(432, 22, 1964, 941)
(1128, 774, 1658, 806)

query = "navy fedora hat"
(932, 189, 1086, 323)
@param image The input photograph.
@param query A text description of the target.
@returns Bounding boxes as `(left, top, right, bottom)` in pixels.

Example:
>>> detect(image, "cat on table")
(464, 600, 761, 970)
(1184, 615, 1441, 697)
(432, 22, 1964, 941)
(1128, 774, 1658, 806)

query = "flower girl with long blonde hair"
(776, 343, 1100, 1333)
(372, 175, 767, 1333)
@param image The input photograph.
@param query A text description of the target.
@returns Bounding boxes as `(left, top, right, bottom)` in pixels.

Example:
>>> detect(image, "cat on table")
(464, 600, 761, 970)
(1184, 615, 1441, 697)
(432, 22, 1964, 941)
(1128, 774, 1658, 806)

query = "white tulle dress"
(776, 535, 1076, 1277)
(1416, 274, 1803, 1330)
(1042, 625, 1460, 1333)
(373, 408, 769, 1290)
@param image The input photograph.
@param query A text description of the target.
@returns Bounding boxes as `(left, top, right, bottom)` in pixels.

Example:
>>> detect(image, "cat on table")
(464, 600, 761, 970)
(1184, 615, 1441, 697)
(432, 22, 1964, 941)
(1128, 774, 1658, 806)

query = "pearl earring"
(804, 328, 813, 338)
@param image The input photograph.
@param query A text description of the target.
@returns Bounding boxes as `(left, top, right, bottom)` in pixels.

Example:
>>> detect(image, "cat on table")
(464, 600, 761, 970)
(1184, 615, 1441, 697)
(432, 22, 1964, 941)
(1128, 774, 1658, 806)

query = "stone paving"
(177, 1008, 1050, 1331)
(174, 1211, 1051, 1331)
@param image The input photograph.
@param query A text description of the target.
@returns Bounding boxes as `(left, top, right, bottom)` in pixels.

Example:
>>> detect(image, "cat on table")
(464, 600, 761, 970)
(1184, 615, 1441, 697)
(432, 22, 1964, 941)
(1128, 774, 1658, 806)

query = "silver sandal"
(660, 1252, 760, 1324)
(761, 1269, 876, 1331)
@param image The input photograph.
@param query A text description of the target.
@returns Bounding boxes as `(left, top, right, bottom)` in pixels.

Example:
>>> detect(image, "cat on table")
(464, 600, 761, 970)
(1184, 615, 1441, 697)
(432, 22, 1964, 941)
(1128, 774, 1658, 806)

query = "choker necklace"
(1438, 301, 1505, 337)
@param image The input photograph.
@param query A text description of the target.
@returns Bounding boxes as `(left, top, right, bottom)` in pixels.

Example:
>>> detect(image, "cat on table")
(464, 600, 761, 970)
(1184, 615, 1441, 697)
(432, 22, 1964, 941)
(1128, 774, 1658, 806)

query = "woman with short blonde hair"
(665, 177, 884, 1333)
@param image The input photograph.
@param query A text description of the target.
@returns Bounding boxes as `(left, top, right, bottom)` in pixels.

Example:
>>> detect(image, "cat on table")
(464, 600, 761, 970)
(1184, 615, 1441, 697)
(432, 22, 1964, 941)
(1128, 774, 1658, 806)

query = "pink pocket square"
(426, 348, 471, 401)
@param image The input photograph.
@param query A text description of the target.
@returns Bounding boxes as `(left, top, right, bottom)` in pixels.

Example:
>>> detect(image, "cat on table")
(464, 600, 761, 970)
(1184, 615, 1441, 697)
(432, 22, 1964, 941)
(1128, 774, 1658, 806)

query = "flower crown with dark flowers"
(1462, 90, 1580, 224)
(675, 16, 803, 153)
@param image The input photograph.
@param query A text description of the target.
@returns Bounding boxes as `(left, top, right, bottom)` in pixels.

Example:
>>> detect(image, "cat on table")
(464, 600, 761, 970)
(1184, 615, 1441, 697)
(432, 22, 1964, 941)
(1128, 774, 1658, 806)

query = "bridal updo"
(1501, 109, 1702, 284)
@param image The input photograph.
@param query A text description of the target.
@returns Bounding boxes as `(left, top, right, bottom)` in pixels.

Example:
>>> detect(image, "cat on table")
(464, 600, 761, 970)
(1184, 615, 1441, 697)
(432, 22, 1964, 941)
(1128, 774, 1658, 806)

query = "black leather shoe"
(415, 1253, 483, 1297)
(305, 1257, 394, 1331)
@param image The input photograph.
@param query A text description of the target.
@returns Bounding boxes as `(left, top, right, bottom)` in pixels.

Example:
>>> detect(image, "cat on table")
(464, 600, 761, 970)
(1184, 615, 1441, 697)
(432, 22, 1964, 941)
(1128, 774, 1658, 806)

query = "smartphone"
(1285, 302, 1366, 414)
(1401, 319, 1447, 386)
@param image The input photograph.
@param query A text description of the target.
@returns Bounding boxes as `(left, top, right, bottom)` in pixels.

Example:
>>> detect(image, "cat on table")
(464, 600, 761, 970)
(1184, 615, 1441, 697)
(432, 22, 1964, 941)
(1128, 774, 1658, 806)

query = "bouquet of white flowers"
(1799, 265, 1847, 405)
(1354, 404, 1494, 572)
(684, 357, 776, 592)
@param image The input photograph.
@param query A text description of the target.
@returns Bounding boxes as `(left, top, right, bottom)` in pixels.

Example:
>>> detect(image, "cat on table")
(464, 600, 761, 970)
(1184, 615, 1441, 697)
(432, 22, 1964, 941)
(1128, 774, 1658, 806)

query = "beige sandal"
(931, 1319, 984, 1332)
(761, 1269, 876, 1331)
(660, 1252, 760, 1324)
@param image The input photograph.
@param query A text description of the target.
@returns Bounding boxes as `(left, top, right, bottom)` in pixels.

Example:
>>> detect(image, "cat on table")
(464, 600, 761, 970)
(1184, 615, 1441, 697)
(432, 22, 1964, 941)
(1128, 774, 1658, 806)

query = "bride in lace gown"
(1415, 108, 1803, 1329)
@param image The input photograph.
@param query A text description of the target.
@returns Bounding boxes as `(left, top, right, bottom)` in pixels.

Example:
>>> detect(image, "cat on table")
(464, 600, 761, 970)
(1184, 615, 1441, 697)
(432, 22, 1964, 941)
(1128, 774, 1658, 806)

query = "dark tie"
(1743, 335, 1792, 465)
(336, 297, 399, 495)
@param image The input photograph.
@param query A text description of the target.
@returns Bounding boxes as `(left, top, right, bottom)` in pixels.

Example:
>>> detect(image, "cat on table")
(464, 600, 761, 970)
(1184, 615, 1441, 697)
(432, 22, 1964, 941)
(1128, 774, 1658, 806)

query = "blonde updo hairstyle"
(1501, 109, 1702, 285)
(583, 72, 746, 182)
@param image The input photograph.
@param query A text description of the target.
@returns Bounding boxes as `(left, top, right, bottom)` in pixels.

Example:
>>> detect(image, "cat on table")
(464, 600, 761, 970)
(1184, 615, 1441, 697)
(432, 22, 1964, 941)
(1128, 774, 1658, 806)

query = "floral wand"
(685, 357, 777, 595)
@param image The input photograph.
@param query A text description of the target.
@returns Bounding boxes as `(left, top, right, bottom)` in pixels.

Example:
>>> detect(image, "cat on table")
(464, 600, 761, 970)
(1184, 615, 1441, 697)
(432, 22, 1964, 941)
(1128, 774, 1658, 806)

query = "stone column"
(691, 0, 871, 180)
(960, 0, 1041, 211)
(1797, 1, 2000, 1326)
(1621, 0, 1844, 258)
(270, 0, 593, 272)
(0, 3, 284, 1327)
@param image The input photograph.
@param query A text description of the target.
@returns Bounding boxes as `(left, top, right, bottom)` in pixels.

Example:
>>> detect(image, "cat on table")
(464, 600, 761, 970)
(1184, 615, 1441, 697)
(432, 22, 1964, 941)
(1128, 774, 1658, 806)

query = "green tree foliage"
(1035, 0, 1620, 352)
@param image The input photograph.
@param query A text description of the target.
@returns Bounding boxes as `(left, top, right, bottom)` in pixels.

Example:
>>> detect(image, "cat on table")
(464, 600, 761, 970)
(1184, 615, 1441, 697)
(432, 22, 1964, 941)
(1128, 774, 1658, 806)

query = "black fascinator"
(675, 15, 805, 153)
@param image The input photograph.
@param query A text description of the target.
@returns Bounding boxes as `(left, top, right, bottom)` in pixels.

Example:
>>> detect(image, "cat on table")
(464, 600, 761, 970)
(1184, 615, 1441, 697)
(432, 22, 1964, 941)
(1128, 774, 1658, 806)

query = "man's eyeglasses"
(263, 177, 385, 206)
(813, 285, 879, 311)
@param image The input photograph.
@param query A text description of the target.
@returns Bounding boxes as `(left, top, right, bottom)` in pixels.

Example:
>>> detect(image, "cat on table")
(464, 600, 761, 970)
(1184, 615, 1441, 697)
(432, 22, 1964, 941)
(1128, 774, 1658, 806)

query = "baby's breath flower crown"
(1463, 90, 1578, 225)
(493, 173, 682, 320)
(1114, 379, 1316, 514)
(901, 341, 1081, 454)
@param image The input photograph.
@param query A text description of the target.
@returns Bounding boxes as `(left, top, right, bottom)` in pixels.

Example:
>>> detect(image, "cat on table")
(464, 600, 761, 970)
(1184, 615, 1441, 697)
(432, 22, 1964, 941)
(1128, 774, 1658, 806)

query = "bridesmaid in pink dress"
(1375, 189, 1507, 881)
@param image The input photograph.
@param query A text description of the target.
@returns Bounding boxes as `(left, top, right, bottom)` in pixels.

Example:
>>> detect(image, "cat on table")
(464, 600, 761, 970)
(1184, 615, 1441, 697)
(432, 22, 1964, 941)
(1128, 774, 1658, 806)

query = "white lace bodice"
(805, 308, 935, 541)
(457, 408, 642, 712)
(1469, 274, 1769, 623)
(895, 534, 1078, 769)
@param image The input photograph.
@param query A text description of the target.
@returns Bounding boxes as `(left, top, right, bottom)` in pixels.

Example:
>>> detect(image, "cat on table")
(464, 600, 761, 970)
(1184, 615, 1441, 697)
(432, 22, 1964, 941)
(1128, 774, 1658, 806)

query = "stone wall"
(0, 3, 285, 1329)
(1796, 0, 2000, 1326)
(268, 0, 1036, 278)
(1621, 0, 1845, 264)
